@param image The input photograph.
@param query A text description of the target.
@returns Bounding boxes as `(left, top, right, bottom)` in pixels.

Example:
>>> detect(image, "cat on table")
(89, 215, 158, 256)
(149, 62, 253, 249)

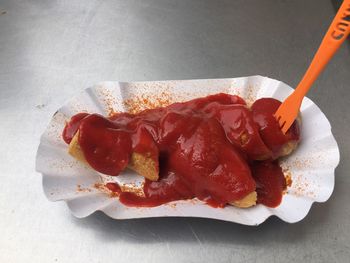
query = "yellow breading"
(129, 152, 159, 181)
(279, 141, 298, 157)
(230, 191, 257, 208)
(68, 131, 159, 181)
(68, 131, 86, 163)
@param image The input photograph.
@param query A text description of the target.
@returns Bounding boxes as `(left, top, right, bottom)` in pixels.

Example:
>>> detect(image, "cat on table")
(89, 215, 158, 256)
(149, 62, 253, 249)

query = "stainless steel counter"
(1, 0, 349, 262)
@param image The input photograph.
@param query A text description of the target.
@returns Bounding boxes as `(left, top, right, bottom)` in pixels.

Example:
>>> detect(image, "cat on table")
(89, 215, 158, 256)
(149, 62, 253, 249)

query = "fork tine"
(281, 122, 291, 134)
(280, 120, 286, 129)
(274, 111, 290, 134)
(274, 108, 290, 134)
(276, 114, 285, 128)
(274, 113, 281, 122)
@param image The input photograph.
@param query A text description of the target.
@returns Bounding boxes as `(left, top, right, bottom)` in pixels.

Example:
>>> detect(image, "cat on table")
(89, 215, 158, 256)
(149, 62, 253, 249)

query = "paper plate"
(36, 76, 339, 225)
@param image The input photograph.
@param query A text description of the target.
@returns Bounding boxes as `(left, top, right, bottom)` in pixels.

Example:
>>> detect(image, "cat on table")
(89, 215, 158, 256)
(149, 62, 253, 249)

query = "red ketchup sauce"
(63, 94, 300, 208)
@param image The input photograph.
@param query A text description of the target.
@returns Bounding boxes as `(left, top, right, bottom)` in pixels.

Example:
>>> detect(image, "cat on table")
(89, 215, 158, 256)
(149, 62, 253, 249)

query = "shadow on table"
(70, 198, 334, 246)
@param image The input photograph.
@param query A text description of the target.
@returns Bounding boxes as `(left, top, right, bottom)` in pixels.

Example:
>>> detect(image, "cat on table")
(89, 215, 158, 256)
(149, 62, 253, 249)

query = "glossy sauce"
(252, 161, 287, 207)
(63, 93, 300, 208)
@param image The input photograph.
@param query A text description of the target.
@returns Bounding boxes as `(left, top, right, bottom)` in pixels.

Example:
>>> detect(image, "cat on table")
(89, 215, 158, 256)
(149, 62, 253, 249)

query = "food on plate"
(68, 130, 159, 181)
(62, 93, 300, 208)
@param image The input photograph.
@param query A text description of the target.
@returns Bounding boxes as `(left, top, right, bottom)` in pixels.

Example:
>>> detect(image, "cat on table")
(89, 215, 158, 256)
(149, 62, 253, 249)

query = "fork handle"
(294, 0, 350, 98)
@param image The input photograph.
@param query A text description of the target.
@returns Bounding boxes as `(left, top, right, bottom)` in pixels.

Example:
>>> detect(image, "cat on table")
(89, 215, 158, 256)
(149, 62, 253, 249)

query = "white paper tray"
(36, 76, 339, 225)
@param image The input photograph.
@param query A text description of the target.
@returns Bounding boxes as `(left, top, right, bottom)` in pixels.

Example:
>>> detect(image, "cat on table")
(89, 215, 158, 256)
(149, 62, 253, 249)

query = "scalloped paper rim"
(36, 76, 340, 225)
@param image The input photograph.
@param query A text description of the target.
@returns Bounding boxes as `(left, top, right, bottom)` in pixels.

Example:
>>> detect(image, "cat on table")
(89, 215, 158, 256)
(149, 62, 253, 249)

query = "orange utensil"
(275, 0, 350, 134)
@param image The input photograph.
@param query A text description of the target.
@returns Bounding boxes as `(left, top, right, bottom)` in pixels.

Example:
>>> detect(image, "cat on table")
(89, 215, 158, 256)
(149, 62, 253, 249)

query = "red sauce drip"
(62, 113, 89, 144)
(252, 161, 287, 207)
(120, 171, 193, 207)
(62, 94, 300, 208)
(105, 182, 122, 194)
(78, 114, 132, 176)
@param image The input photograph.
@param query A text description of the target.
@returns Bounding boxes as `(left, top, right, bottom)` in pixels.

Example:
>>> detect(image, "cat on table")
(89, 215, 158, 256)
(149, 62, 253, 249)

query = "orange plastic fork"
(275, 0, 350, 134)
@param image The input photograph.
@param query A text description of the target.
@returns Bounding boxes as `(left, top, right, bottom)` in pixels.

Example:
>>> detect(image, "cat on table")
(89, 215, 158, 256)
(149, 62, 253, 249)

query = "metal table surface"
(1, 0, 349, 262)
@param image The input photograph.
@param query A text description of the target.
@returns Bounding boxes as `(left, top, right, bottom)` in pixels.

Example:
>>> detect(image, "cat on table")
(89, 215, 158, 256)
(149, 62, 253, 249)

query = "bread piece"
(230, 191, 257, 208)
(68, 131, 159, 181)
(129, 152, 159, 181)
